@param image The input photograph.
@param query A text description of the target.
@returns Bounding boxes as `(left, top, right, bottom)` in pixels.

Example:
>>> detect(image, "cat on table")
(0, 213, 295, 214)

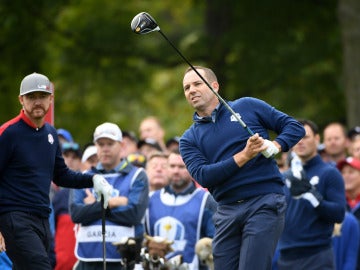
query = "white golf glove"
(261, 139, 279, 158)
(92, 174, 114, 209)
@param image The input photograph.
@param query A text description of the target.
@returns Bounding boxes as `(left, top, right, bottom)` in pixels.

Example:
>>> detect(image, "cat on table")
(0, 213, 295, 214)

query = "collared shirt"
(194, 104, 220, 123)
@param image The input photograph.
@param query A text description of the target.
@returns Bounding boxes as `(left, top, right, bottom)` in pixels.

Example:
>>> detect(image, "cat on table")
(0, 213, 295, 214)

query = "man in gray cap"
(0, 73, 114, 270)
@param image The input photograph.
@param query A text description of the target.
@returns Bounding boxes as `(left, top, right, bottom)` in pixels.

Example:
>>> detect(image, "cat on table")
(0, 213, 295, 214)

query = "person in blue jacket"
(0, 232, 11, 270)
(146, 150, 217, 270)
(179, 66, 305, 270)
(0, 73, 113, 270)
(70, 122, 149, 270)
(278, 119, 346, 269)
(332, 211, 359, 270)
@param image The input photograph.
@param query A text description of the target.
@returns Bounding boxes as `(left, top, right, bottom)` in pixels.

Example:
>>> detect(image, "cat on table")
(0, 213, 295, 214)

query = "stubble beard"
(25, 106, 48, 121)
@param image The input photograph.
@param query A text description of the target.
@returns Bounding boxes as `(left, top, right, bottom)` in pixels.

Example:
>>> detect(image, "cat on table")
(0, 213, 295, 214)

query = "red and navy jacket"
(0, 110, 93, 218)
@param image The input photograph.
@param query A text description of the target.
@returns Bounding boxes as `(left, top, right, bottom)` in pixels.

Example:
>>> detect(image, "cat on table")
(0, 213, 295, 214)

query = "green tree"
(0, 0, 59, 123)
(0, 0, 356, 147)
(338, 0, 360, 128)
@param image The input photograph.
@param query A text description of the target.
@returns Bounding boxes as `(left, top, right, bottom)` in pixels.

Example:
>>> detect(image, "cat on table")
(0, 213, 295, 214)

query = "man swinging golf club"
(130, 12, 305, 269)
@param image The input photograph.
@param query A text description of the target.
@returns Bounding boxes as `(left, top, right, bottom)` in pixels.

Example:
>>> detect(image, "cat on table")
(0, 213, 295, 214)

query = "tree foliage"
(0, 0, 356, 147)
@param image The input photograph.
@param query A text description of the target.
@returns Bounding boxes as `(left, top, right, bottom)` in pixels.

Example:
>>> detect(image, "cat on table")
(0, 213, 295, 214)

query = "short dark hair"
(122, 130, 138, 143)
(298, 119, 319, 135)
(184, 66, 218, 83)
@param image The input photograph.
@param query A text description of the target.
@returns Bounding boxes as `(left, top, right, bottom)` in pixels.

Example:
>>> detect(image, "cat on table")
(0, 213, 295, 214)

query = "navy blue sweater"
(0, 110, 93, 218)
(279, 155, 346, 255)
(179, 97, 305, 204)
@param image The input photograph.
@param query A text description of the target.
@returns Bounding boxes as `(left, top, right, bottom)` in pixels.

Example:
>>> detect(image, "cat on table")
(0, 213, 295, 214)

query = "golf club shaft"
(101, 195, 106, 270)
(158, 30, 254, 136)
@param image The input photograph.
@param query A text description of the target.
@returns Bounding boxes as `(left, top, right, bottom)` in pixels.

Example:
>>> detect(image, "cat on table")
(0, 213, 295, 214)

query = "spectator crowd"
(1, 71, 360, 270)
(2, 117, 359, 269)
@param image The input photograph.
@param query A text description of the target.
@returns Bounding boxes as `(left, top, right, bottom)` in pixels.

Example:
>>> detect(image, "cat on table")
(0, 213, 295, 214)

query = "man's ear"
(18, 95, 24, 106)
(211, 81, 220, 92)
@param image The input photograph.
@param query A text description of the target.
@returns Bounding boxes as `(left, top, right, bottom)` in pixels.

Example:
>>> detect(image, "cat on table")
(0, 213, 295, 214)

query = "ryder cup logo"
(48, 134, 54, 144)
(310, 175, 319, 186)
(154, 216, 185, 241)
(154, 216, 187, 251)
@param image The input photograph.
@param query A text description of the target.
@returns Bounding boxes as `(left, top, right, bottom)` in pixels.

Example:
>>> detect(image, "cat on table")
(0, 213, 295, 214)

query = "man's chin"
(31, 112, 46, 120)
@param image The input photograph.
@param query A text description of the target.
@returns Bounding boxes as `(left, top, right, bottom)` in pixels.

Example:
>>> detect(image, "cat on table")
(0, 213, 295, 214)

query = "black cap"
(122, 131, 138, 143)
(348, 126, 360, 140)
(137, 138, 162, 151)
(166, 136, 180, 148)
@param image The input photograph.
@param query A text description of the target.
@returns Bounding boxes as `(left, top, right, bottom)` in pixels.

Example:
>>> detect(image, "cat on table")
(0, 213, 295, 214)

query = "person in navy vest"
(70, 122, 149, 270)
(146, 150, 217, 270)
(0, 73, 113, 270)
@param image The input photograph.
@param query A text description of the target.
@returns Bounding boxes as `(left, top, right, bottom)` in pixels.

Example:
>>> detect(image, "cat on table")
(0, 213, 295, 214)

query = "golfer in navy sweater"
(179, 66, 305, 270)
(0, 73, 113, 270)
(277, 119, 346, 269)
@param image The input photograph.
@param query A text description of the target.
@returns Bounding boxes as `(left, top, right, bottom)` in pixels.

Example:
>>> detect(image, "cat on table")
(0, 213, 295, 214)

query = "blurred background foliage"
(0, 0, 358, 147)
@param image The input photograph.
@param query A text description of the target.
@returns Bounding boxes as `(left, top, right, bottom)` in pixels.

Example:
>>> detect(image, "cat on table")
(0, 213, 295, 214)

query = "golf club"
(101, 195, 106, 270)
(130, 12, 254, 136)
(130, 12, 278, 158)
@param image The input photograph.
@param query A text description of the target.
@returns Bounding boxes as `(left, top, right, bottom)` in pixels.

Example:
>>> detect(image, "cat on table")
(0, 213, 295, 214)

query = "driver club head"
(131, 12, 160, 34)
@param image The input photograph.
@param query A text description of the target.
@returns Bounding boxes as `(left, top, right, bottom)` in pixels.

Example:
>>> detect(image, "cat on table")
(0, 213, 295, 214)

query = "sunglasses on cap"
(62, 142, 80, 152)
(127, 153, 146, 167)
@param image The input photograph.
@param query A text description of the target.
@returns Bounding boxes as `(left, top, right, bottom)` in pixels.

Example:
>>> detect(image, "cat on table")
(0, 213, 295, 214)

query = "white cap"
(20, 73, 52, 96)
(93, 122, 122, 142)
(81, 145, 97, 163)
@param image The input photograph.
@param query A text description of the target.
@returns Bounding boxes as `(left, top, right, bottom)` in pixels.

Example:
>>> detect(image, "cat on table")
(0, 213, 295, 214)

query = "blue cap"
(61, 142, 81, 157)
(57, 128, 74, 142)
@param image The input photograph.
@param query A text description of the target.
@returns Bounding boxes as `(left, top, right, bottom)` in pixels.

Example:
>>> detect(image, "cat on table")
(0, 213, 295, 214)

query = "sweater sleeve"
(52, 143, 94, 188)
(179, 132, 240, 188)
(69, 188, 102, 225)
(0, 127, 12, 175)
(243, 97, 305, 152)
(315, 167, 346, 223)
(107, 169, 149, 225)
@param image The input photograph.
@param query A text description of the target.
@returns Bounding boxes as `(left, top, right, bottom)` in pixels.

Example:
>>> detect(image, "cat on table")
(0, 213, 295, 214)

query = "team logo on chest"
(230, 113, 241, 122)
(48, 134, 54, 144)
(154, 216, 185, 241)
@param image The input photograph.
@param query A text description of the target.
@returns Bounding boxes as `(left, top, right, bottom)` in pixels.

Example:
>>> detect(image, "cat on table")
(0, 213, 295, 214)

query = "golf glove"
(92, 174, 114, 209)
(301, 189, 323, 208)
(285, 170, 323, 208)
(285, 170, 312, 197)
(261, 139, 279, 158)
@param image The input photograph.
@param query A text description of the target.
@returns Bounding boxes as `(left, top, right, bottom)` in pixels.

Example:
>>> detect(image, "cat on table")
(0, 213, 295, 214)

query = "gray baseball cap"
(20, 72, 52, 96)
